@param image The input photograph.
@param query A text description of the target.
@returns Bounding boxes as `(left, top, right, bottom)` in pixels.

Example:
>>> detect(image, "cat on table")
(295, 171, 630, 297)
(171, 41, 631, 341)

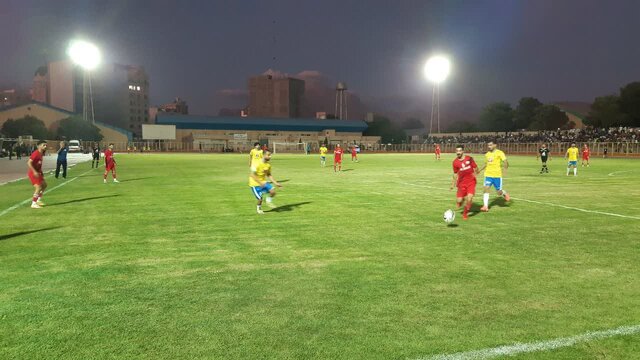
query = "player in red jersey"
(351, 145, 358, 162)
(27, 141, 48, 209)
(581, 144, 590, 167)
(434, 144, 441, 160)
(334, 144, 344, 172)
(450, 145, 478, 220)
(103, 143, 119, 183)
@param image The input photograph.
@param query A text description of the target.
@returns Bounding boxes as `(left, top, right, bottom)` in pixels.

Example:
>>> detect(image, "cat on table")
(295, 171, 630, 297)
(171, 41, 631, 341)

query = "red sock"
(464, 202, 472, 216)
(32, 195, 38, 203)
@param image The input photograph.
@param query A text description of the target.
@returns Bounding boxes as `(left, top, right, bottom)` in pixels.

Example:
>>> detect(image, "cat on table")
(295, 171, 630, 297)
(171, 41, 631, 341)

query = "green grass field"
(1, 153, 639, 359)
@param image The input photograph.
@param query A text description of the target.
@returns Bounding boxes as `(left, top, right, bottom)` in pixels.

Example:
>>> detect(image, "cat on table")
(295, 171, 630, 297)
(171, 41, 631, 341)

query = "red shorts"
(456, 180, 476, 198)
(435, 151, 441, 155)
(334, 158, 342, 163)
(582, 156, 589, 160)
(28, 171, 43, 186)
(106, 162, 116, 171)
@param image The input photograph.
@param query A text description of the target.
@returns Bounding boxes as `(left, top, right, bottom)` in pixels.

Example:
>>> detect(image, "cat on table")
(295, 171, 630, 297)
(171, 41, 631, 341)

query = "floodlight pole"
(429, 83, 440, 135)
(81, 69, 96, 124)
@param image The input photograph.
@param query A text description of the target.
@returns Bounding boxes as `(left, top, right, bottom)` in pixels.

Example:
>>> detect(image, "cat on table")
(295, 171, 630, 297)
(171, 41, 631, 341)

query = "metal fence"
(78, 141, 640, 157)
(4, 139, 639, 157)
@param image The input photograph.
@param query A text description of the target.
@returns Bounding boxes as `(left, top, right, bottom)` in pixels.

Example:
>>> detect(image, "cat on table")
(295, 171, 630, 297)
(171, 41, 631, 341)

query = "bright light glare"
(67, 40, 101, 71)
(424, 56, 451, 84)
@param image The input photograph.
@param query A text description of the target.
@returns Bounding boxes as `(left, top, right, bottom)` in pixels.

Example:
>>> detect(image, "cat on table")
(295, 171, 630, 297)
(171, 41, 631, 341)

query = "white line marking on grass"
(608, 170, 633, 177)
(397, 181, 640, 220)
(416, 324, 640, 360)
(0, 168, 95, 218)
(510, 197, 640, 220)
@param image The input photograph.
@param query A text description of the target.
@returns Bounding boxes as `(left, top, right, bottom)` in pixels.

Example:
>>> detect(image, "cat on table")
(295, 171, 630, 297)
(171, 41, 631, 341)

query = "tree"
(478, 102, 514, 132)
(363, 115, 406, 143)
(56, 116, 103, 141)
(585, 95, 629, 128)
(1, 115, 50, 139)
(401, 118, 424, 129)
(514, 97, 542, 130)
(619, 82, 640, 126)
(529, 104, 570, 130)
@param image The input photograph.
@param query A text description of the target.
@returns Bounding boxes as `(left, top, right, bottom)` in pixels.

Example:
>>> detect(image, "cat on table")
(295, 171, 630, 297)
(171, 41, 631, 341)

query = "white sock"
(266, 196, 273, 203)
(573, 168, 577, 176)
(502, 190, 507, 197)
(567, 168, 570, 175)
(257, 205, 261, 211)
(483, 193, 489, 207)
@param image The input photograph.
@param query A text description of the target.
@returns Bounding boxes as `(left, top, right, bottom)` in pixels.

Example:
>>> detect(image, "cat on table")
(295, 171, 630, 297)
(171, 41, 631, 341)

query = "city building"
(158, 97, 188, 114)
(156, 113, 380, 151)
(30, 60, 150, 138)
(1, 88, 31, 108)
(248, 73, 305, 118)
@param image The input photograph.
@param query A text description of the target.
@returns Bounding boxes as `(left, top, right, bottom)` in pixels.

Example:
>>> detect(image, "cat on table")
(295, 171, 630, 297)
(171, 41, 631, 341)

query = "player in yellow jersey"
(477, 141, 510, 212)
(249, 151, 282, 214)
(249, 142, 263, 171)
(319, 143, 328, 167)
(565, 142, 579, 176)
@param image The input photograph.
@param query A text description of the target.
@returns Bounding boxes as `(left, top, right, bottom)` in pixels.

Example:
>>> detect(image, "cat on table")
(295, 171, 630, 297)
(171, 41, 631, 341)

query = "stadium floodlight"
(423, 55, 451, 134)
(67, 39, 101, 124)
(423, 55, 450, 84)
(67, 40, 101, 71)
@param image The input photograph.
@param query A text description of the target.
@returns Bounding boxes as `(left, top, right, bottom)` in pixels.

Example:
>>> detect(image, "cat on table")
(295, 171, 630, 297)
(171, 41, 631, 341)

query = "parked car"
(68, 140, 82, 153)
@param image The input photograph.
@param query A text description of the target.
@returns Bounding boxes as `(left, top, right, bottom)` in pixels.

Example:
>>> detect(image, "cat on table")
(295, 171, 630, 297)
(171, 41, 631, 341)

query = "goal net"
(272, 142, 308, 154)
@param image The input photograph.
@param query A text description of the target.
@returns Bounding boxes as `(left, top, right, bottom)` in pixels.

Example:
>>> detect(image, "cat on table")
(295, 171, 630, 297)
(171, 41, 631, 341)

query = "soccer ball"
(443, 209, 455, 223)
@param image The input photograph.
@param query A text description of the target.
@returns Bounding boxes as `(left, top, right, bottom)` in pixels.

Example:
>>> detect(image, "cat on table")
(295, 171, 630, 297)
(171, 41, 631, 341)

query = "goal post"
(272, 142, 307, 154)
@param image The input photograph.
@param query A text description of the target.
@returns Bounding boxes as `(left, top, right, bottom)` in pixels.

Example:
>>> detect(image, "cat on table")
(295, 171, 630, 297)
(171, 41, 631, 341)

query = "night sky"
(2, 0, 639, 116)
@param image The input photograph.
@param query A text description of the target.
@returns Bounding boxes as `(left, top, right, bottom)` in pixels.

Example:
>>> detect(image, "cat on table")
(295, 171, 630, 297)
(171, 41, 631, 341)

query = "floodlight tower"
(424, 55, 451, 134)
(335, 82, 348, 120)
(67, 40, 101, 124)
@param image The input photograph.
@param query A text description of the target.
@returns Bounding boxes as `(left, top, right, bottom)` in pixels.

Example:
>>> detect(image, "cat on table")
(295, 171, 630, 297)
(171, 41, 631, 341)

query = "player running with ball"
(450, 145, 479, 220)
(249, 151, 282, 214)
(478, 141, 510, 212)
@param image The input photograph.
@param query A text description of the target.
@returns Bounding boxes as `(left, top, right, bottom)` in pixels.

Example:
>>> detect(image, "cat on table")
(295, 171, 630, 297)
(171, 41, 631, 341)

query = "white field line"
(416, 324, 640, 360)
(397, 181, 640, 220)
(608, 170, 634, 177)
(0, 168, 95, 218)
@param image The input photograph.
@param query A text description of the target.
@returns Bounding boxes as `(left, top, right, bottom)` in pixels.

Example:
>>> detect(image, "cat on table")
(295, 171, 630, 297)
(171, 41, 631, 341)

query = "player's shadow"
(489, 197, 511, 208)
(278, 179, 290, 183)
(118, 177, 154, 182)
(341, 169, 355, 172)
(467, 203, 483, 217)
(447, 223, 459, 228)
(47, 194, 120, 206)
(269, 201, 312, 212)
(0, 226, 62, 241)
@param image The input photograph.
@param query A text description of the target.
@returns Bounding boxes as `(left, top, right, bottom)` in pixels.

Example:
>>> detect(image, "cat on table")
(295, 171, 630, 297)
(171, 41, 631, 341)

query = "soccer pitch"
(1, 153, 639, 359)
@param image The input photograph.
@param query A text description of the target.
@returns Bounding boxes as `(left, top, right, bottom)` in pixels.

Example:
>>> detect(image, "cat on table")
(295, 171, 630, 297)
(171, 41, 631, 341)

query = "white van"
(68, 140, 82, 153)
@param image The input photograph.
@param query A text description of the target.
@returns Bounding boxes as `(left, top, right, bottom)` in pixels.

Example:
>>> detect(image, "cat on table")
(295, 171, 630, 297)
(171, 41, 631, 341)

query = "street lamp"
(67, 40, 101, 123)
(424, 55, 451, 134)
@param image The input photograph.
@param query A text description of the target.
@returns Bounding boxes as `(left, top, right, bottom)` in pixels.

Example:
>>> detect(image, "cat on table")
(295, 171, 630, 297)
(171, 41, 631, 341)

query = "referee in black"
(537, 143, 550, 174)
(91, 143, 101, 168)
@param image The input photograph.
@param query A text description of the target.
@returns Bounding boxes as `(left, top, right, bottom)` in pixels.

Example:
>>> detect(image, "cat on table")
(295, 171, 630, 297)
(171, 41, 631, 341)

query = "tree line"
(0, 115, 103, 141)
(450, 81, 640, 133)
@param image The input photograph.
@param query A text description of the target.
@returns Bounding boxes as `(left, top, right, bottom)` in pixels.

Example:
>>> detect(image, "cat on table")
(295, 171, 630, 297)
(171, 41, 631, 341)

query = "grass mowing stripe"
(0, 168, 95, 218)
(418, 324, 640, 360)
(397, 180, 640, 220)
